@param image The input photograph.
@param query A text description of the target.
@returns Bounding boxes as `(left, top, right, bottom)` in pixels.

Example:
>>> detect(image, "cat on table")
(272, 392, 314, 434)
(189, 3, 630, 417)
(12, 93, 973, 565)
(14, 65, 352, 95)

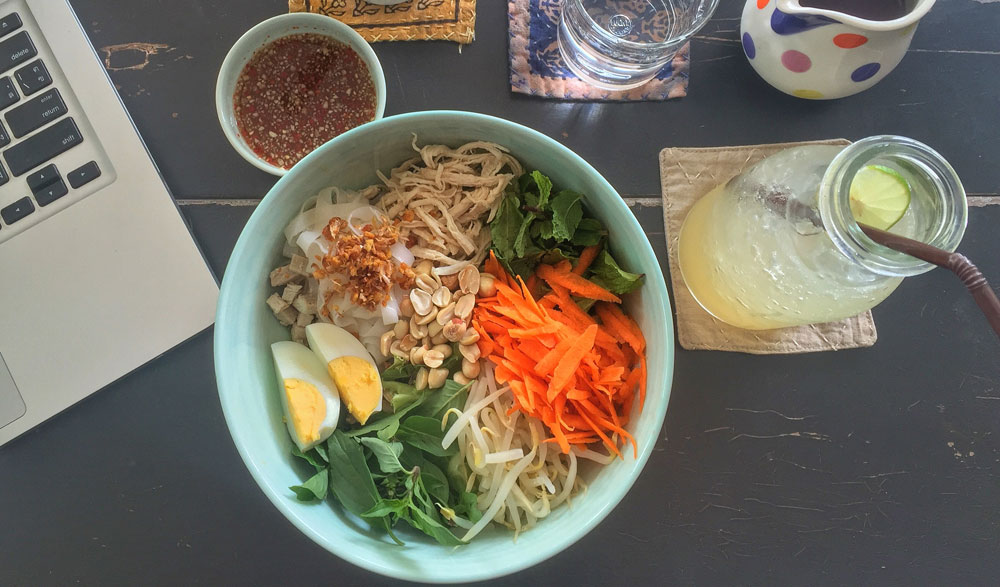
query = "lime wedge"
(849, 164, 911, 230)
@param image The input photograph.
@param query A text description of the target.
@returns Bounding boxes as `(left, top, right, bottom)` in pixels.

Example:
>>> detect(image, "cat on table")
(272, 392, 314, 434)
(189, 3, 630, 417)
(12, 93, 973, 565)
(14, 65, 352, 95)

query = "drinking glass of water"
(558, 0, 719, 90)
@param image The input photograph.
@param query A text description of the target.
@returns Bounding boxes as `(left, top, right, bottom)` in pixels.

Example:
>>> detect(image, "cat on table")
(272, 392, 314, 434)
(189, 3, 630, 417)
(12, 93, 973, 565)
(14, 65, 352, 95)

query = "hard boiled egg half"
(271, 340, 341, 451)
(305, 323, 383, 425)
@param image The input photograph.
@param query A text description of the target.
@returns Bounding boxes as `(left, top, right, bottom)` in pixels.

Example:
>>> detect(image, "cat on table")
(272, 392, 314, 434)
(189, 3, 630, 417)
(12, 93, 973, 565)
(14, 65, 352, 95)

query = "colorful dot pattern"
(752, 4, 886, 97)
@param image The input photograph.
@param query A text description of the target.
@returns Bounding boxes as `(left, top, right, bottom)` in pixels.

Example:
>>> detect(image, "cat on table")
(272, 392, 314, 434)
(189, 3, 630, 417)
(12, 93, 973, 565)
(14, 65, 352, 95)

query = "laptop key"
(68, 161, 100, 188)
(1, 195, 33, 224)
(14, 60, 50, 95)
(0, 31, 35, 74)
(34, 178, 67, 206)
(2, 117, 83, 176)
(0, 76, 17, 109)
(0, 121, 9, 148)
(26, 163, 58, 192)
(0, 14, 21, 40)
(0, 162, 8, 187)
(5, 88, 66, 138)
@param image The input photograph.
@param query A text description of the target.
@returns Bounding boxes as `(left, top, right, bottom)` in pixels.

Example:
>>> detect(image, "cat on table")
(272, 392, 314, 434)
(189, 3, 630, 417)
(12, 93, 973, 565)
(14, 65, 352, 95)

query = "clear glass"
(557, 0, 719, 90)
(677, 136, 968, 330)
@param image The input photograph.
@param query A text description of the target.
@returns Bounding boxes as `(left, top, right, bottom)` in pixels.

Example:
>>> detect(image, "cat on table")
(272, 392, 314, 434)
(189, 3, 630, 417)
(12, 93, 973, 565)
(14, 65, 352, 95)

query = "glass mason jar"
(677, 136, 968, 330)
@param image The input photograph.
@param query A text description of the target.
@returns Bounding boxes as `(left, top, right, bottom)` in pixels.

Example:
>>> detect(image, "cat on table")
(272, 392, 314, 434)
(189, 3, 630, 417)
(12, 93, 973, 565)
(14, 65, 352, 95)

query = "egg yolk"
(327, 356, 380, 425)
(283, 378, 326, 444)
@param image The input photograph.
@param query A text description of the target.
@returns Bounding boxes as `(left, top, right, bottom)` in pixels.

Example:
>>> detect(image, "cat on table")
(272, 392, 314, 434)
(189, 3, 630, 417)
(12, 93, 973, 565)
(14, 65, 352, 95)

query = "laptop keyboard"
(0, 5, 113, 245)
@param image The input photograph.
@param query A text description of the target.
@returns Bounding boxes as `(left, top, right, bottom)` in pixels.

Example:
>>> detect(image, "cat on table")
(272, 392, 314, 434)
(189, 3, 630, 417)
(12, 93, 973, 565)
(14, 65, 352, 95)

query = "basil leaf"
(361, 497, 410, 519)
(414, 379, 470, 420)
(376, 418, 400, 442)
(417, 458, 450, 505)
(325, 431, 380, 517)
(588, 250, 645, 295)
(489, 194, 523, 260)
(359, 437, 407, 474)
(291, 445, 328, 472)
(387, 381, 423, 413)
(549, 190, 583, 242)
(406, 505, 465, 546)
(397, 415, 456, 457)
(289, 469, 328, 501)
(381, 356, 417, 382)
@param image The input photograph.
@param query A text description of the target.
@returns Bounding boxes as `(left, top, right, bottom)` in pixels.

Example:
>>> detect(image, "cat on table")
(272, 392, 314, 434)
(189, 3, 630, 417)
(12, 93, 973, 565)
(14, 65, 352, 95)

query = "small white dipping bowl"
(215, 13, 387, 176)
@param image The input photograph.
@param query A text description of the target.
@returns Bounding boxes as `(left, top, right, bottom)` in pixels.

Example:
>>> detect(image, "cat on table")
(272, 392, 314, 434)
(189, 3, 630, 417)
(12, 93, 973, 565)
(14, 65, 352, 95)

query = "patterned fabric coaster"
(508, 0, 689, 101)
(659, 140, 879, 354)
(289, 0, 476, 44)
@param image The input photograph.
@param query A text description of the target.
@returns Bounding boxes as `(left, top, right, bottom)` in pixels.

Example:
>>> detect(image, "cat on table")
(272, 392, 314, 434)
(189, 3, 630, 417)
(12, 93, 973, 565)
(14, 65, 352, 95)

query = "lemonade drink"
(677, 138, 967, 330)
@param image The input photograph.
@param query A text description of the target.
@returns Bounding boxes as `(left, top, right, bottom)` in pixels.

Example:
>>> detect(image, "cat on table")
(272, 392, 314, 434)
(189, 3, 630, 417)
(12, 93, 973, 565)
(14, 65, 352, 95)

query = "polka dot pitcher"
(740, 0, 936, 99)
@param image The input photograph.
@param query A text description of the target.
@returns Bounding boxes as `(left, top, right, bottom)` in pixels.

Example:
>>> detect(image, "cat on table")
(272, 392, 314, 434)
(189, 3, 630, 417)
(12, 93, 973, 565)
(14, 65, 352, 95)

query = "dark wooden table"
(2, 0, 999, 584)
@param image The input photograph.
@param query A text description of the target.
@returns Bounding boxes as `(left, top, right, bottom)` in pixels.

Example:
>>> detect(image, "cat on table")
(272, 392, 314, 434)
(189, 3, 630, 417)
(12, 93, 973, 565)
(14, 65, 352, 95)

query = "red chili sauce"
(232, 33, 376, 169)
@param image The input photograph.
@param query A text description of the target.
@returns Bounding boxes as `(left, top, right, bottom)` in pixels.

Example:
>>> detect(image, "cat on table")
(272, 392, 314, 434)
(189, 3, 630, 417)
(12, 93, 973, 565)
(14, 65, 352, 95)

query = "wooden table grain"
(1, 1, 998, 584)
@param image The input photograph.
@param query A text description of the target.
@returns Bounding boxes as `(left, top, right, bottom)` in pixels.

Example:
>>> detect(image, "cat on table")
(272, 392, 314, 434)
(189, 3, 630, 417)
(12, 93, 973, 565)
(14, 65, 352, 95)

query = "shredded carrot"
(536, 263, 621, 303)
(475, 254, 646, 460)
(573, 245, 601, 275)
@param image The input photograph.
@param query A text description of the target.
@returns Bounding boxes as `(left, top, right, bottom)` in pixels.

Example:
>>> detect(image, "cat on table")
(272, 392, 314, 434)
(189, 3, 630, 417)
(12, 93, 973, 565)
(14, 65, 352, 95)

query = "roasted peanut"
(432, 343, 453, 358)
(379, 331, 395, 357)
(459, 342, 481, 362)
(462, 358, 481, 379)
(458, 265, 481, 295)
(431, 287, 452, 308)
(409, 316, 429, 339)
(415, 367, 429, 391)
(393, 319, 408, 338)
(460, 328, 480, 346)
(416, 306, 438, 325)
(398, 334, 418, 352)
(430, 332, 447, 345)
(423, 350, 445, 369)
(415, 273, 438, 293)
(410, 345, 427, 365)
(389, 340, 407, 359)
(454, 293, 475, 320)
(427, 367, 449, 389)
(436, 302, 456, 325)
(453, 372, 471, 385)
(410, 288, 433, 316)
(427, 320, 444, 338)
(440, 273, 459, 290)
(478, 273, 497, 298)
(443, 319, 467, 343)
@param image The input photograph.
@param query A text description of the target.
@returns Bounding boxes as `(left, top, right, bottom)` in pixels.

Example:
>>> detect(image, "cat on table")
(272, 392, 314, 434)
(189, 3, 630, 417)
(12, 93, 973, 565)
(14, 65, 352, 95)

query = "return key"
(5, 88, 66, 138)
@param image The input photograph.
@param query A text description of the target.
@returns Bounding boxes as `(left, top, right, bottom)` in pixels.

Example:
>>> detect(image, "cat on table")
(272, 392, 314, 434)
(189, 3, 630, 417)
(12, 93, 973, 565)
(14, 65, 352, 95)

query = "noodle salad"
(265, 140, 647, 545)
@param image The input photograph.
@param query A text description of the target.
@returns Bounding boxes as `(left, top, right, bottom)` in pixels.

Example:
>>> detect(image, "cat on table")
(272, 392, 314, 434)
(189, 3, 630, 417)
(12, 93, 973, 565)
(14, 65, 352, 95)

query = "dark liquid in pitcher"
(800, 0, 914, 21)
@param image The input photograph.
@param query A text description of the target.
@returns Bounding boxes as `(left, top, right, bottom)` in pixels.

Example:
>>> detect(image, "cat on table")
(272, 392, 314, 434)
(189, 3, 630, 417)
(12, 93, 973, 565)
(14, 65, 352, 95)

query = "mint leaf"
(589, 250, 645, 295)
(417, 459, 450, 505)
(550, 190, 583, 242)
(489, 195, 523, 260)
(359, 437, 407, 474)
(326, 432, 380, 517)
(289, 469, 328, 501)
(397, 415, 456, 457)
(513, 212, 536, 258)
(529, 170, 553, 208)
(572, 217, 605, 246)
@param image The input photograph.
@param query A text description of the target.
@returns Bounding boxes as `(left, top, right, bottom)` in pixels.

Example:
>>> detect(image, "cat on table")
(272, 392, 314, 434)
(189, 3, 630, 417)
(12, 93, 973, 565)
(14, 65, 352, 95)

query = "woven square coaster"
(290, 0, 476, 44)
(508, 0, 689, 101)
(659, 140, 878, 354)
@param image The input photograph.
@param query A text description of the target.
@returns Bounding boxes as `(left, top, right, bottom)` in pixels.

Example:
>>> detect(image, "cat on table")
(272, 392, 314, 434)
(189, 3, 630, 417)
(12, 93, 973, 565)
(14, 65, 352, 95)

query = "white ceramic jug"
(740, 0, 936, 99)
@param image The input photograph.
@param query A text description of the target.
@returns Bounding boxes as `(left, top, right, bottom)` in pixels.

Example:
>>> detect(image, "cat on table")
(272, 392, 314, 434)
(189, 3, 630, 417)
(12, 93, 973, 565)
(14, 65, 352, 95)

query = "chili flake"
(232, 33, 377, 169)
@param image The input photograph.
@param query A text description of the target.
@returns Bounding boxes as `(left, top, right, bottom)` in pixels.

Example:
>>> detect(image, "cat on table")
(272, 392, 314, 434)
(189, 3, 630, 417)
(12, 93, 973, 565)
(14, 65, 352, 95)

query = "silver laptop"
(0, 0, 219, 446)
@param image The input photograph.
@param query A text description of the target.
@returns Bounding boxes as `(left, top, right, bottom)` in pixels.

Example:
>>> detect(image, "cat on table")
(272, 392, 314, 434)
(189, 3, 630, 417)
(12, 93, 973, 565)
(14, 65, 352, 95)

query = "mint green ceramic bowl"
(214, 111, 673, 583)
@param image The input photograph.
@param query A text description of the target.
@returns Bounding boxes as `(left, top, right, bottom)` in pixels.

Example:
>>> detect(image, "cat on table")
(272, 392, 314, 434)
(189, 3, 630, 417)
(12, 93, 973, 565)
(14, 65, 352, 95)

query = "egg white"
(271, 340, 342, 451)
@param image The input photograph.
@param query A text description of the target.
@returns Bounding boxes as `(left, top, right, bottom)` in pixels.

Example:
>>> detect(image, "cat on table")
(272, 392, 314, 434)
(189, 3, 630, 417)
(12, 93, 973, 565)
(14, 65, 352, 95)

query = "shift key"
(3, 117, 82, 176)
(5, 88, 66, 138)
